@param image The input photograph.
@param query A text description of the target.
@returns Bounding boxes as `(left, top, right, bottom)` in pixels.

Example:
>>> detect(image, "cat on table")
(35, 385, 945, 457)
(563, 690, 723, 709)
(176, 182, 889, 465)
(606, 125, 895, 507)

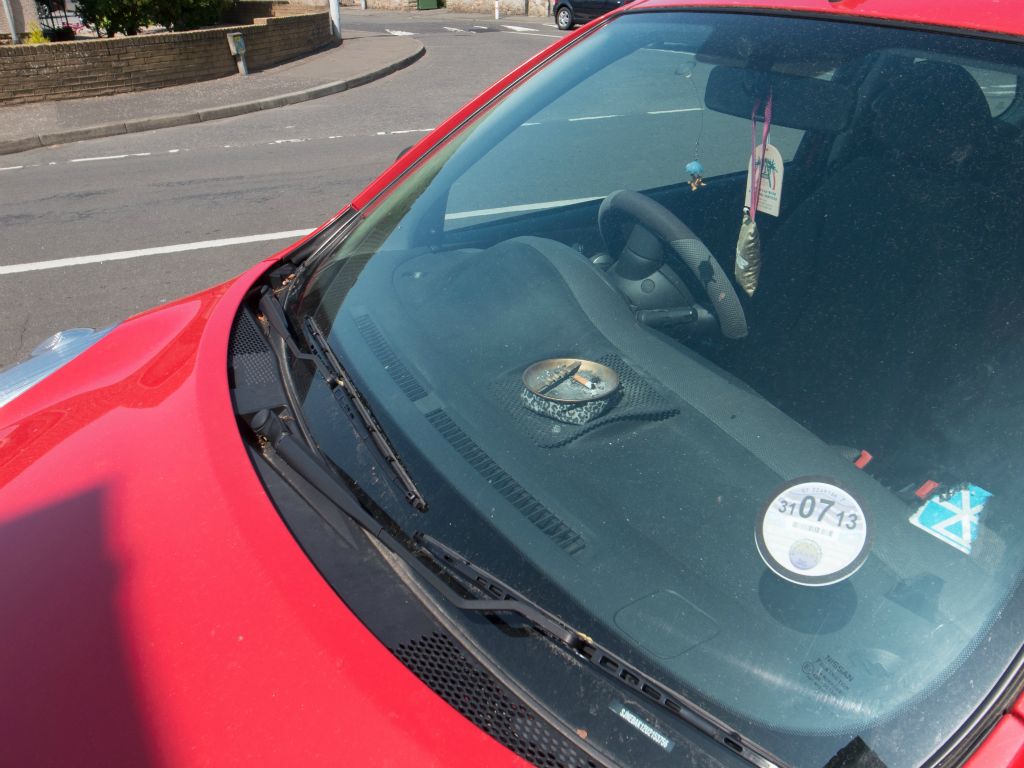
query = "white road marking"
(376, 128, 433, 136)
(270, 138, 307, 144)
(647, 107, 703, 114)
(473, 24, 488, 28)
(0, 165, 24, 172)
(168, 148, 180, 153)
(446, 196, 601, 220)
(568, 114, 620, 121)
(499, 30, 560, 38)
(0, 230, 314, 276)
(543, 23, 558, 27)
(502, 24, 535, 31)
(443, 26, 472, 32)
(385, 29, 415, 36)
(521, 122, 540, 127)
(69, 152, 152, 163)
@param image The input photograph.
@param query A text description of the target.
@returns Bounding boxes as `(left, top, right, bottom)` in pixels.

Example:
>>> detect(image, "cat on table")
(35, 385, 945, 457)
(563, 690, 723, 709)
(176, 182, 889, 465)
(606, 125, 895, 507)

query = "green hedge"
(77, 0, 233, 36)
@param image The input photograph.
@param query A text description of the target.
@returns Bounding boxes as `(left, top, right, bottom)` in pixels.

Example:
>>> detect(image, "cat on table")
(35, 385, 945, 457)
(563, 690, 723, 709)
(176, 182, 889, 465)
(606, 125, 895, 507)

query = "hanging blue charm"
(686, 160, 706, 191)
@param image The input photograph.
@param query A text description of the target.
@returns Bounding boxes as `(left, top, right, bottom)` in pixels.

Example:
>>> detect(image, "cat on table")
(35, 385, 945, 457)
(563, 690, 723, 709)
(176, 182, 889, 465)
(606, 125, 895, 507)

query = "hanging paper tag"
(744, 143, 784, 217)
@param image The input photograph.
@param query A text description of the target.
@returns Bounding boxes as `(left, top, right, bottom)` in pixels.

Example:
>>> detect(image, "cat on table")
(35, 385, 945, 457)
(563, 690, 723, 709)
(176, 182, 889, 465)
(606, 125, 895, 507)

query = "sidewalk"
(0, 29, 424, 155)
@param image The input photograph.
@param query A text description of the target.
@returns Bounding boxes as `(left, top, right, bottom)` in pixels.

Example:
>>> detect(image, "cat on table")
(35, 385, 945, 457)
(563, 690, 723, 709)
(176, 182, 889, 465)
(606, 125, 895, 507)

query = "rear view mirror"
(704, 66, 854, 132)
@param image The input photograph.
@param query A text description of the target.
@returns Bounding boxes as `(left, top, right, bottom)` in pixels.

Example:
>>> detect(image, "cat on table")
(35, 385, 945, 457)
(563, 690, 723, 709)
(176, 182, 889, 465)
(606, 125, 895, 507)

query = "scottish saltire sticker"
(909, 484, 992, 554)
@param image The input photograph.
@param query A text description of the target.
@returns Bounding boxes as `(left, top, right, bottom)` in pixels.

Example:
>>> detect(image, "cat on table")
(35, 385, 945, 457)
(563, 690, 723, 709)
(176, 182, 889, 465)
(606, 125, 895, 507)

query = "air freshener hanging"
(735, 90, 774, 296)
(680, 59, 706, 191)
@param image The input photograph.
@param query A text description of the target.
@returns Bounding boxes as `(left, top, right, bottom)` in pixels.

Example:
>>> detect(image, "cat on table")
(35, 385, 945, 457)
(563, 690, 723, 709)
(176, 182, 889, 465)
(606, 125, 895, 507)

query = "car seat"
(724, 60, 1016, 482)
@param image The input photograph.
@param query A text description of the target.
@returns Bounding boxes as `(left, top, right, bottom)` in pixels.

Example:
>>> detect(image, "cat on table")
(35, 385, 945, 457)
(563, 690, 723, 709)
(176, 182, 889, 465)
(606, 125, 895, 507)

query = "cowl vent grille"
(392, 632, 603, 768)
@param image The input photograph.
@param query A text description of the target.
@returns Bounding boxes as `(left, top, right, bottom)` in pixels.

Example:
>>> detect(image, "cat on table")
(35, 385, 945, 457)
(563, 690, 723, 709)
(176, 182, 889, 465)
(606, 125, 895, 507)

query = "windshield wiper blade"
(304, 316, 428, 512)
(414, 534, 788, 768)
(256, 286, 427, 512)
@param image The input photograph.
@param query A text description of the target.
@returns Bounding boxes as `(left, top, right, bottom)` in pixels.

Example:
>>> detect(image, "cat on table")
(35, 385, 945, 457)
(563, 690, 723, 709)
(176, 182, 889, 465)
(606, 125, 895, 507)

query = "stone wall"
(444, 0, 549, 15)
(0, 12, 333, 105)
(353, 0, 549, 15)
(225, 0, 328, 24)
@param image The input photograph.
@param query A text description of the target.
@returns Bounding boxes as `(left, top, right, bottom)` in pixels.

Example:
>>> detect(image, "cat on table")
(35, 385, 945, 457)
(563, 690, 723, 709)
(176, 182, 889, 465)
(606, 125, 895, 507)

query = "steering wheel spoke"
(598, 190, 748, 340)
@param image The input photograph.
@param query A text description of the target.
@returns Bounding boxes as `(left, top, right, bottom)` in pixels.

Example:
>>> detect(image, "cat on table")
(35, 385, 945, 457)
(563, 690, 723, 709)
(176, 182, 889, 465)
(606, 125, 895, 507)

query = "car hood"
(0, 256, 528, 767)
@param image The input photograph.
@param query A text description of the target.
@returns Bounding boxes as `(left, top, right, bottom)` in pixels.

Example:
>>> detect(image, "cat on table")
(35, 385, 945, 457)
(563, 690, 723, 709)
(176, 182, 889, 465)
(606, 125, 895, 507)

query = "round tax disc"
(755, 479, 870, 587)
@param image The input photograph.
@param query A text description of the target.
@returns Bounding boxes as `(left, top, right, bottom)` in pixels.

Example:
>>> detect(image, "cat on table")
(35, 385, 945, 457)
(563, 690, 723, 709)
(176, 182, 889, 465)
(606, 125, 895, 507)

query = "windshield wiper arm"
(414, 534, 788, 768)
(256, 287, 427, 511)
(304, 316, 428, 512)
(248, 406, 582, 641)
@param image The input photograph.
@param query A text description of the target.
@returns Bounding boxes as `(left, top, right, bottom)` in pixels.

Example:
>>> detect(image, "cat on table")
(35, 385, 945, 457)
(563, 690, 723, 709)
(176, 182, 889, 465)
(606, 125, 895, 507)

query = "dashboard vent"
(424, 408, 586, 556)
(353, 314, 427, 402)
(392, 631, 603, 768)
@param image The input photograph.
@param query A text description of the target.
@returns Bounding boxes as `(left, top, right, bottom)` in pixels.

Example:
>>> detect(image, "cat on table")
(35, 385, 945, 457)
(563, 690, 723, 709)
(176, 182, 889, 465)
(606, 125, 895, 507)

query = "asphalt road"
(0, 11, 567, 368)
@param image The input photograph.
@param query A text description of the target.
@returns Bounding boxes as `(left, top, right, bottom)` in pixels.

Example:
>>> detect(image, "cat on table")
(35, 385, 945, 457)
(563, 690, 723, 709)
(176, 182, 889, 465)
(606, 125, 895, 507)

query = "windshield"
(291, 11, 1024, 767)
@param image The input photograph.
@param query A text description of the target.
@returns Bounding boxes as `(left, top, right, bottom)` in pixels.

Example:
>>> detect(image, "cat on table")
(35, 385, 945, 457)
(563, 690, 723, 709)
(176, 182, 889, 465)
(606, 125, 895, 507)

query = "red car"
(3, 1, 1024, 766)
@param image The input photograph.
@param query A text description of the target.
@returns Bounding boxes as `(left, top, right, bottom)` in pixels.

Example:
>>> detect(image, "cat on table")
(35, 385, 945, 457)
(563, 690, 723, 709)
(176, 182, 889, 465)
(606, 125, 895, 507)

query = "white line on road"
(500, 30, 560, 38)
(0, 230, 314, 276)
(501, 24, 536, 31)
(647, 107, 703, 114)
(376, 128, 433, 136)
(385, 29, 415, 35)
(69, 152, 152, 163)
(443, 26, 470, 32)
(569, 114, 620, 121)
(473, 25, 488, 28)
(0, 165, 24, 172)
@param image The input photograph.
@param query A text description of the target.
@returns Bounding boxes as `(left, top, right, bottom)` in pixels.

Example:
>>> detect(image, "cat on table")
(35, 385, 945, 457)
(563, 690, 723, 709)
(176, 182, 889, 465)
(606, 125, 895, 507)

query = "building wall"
(443, 0, 549, 15)
(225, 0, 329, 24)
(0, 0, 40, 41)
(353, 0, 549, 15)
(0, 12, 333, 105)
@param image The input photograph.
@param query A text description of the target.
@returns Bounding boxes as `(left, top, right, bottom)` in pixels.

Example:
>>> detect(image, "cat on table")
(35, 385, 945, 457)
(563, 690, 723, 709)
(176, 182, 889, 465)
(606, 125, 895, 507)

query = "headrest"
(871, 61, 993, 163)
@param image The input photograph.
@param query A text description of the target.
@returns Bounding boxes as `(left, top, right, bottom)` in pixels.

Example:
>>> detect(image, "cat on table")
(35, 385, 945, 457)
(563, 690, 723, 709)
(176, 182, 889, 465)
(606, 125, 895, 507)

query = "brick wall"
(225, 0, 328, 24)
(443, 0, 549, 15)
(0, 12, 333, 105)
(355, 0, 416, 10)
(355, 0, 548, 14)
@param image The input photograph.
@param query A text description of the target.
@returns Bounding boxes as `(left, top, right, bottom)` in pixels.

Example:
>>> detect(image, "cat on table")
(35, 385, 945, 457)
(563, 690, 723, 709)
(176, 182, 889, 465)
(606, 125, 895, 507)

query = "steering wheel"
(598, 189, 748, 339)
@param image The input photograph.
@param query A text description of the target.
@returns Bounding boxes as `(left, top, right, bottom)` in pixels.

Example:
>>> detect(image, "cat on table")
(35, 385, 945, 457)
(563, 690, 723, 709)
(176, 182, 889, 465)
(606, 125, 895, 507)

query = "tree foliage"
(77, 0, 151, 36)
(77, 0, 232, 36)
(149, 0, 231, 31)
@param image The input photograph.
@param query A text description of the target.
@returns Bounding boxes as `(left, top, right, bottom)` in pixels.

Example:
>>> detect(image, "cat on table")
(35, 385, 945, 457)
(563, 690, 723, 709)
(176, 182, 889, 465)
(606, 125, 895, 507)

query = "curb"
(0, 42, 425, 157)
